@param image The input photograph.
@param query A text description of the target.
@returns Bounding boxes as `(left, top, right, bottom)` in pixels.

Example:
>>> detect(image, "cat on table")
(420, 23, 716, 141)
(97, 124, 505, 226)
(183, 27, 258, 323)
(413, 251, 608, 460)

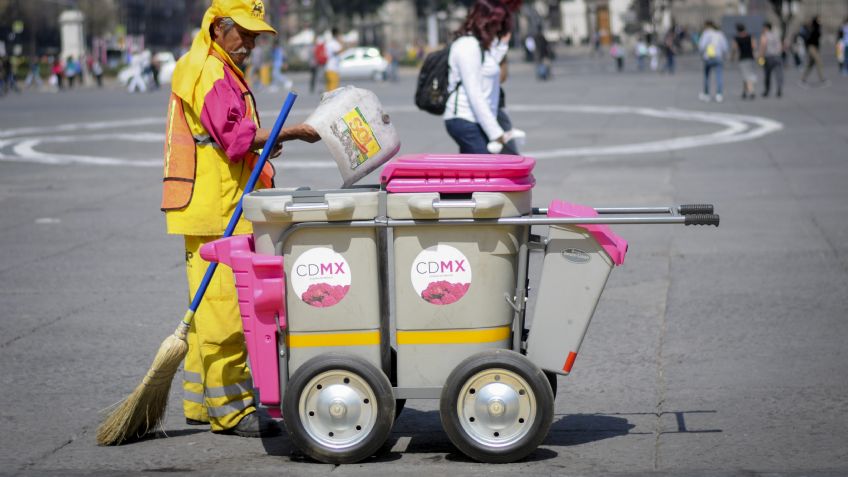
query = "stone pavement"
(0, 52, 846, 476)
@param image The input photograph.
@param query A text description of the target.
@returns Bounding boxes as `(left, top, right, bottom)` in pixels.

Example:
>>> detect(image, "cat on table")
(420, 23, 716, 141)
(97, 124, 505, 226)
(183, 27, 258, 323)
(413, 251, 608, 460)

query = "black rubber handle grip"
(684, 214, 720, 227)
(678, 204, 714, 215)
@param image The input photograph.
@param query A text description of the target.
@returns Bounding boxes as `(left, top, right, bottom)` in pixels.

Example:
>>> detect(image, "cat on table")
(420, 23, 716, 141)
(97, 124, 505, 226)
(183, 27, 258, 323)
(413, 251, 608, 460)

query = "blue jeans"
(703, 59, 724, 95)
(445, 118, 489, 154)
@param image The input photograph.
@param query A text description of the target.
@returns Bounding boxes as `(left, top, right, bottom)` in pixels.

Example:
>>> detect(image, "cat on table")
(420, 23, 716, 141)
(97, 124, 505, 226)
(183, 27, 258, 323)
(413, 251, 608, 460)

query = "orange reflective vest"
(161, 50, 274, 213)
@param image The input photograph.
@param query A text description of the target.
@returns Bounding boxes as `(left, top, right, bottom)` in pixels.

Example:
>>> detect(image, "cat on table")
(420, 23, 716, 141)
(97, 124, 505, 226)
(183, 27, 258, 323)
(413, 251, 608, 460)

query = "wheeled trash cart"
(201, 154, 719, 464)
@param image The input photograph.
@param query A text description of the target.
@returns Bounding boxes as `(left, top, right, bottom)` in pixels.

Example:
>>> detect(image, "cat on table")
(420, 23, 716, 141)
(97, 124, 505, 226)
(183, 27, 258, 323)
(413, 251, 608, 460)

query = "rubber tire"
(439, 349, 554, 463)
(283, 353, 396, 464)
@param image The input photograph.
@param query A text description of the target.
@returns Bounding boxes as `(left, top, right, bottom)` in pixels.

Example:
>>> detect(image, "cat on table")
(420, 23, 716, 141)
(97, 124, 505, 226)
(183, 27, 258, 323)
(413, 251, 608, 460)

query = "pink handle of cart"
(200, 235, 285, 408)
(547, 200, 628, 266)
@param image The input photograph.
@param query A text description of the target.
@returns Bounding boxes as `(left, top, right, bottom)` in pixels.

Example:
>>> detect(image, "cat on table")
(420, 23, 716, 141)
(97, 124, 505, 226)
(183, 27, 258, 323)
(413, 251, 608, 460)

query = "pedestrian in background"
(64, 56, 80, 89)
(759, 21, 784, 98)
(841, 17, 848, 76)
(385, 42, 401, 82)
(308, 38, 323, 94)
(443, 0, 513, 153)
(610, 39, 625, 72)
(732, 23, 757, 100)
(800, 16, 826, 84)
(25, 55, 43, 89)
(51, 57, 64, 91)
(323, 27, 343, 92)
(698, 20, 729, 102)
(92, 59, 104, 88)
(533, 27, 552, 80)
(662, 27, 677, 74)
(270, 41, 293, 91)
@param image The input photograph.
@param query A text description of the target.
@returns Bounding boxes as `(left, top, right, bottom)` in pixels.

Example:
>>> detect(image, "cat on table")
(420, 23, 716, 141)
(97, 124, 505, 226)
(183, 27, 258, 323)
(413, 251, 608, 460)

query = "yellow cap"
(213, 0, 277, 35)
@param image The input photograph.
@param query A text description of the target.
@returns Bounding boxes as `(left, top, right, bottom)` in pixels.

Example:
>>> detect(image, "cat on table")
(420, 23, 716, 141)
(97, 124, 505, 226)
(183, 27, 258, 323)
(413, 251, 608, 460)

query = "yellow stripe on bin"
(397, 326, 511, 345)
(287, 331, 381, 348)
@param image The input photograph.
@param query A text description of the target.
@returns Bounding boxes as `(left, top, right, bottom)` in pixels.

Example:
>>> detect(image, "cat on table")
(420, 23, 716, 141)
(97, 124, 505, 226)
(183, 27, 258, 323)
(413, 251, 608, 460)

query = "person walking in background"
(698, 20, 729, 102)
(800, 16, 826, 85)
(25, 55, 43, 89)
(610, 39, 625, 72)
(51, 57, 64, 91)
(533, 27, 552, 80)
(323, 27, 343, 92)
(270, 41, 293, 91)
(2, 55, 19, 94)
(309, 38, 324, 94)
(840, 17, 848, 76)
(732, 23, 757, 100)
(385, 42, 401, 82)
(443, 0, 513, 153)
(759, 21, 784, 98)
(91, 59, 104, 88)
(64, 56, 80, 89)
(662, 27, 677, 74)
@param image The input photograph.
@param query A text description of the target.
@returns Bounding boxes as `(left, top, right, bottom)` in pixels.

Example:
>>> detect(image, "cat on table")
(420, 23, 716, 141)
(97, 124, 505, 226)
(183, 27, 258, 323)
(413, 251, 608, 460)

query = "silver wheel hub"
(298, 370, 378, 450)
(457, 368, 536, 448)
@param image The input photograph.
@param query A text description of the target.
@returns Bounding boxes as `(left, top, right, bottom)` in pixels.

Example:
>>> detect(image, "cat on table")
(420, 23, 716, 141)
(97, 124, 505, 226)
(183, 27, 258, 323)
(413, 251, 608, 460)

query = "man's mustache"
(229, 47, 249, 56)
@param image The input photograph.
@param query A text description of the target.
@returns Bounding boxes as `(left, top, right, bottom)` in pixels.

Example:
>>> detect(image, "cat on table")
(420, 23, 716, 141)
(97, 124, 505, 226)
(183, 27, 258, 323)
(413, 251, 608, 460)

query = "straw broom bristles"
(96, 318, 191, 445)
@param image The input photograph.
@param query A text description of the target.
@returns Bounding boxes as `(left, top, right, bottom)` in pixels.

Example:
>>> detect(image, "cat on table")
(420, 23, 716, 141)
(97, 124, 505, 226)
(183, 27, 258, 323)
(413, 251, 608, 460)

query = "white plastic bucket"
(304, 86, 401, 187)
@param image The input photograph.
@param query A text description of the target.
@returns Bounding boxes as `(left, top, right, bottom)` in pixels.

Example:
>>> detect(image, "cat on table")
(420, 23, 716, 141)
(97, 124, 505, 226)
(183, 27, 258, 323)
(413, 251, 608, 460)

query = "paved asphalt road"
(0, 54, 846, 476)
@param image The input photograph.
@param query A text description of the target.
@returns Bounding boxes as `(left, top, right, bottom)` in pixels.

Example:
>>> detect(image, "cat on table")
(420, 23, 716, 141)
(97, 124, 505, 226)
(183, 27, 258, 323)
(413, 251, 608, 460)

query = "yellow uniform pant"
(182, 235, 255, 431)
(325, 70, 340, 92)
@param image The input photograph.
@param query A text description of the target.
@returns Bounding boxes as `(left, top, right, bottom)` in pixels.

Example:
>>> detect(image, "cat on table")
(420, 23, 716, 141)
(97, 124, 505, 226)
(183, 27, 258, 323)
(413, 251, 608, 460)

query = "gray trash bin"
(243, 188, 383, 374)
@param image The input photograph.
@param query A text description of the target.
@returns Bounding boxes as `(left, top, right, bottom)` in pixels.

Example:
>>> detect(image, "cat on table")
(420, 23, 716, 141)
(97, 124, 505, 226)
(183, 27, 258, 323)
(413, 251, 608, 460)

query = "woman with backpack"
(443, 0, 513, 153)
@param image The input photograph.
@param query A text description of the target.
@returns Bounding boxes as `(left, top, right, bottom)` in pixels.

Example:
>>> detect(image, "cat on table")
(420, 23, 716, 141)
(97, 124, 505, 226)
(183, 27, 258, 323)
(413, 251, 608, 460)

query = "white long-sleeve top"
(443, 35, 508, 141)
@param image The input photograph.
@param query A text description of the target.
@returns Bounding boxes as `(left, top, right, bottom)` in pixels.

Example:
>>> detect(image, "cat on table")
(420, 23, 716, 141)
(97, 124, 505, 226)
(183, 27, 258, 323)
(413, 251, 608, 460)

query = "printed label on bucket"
(291, 247, 351, 308)
(338, 106, 381, 169)
(410, 244, 472, 305)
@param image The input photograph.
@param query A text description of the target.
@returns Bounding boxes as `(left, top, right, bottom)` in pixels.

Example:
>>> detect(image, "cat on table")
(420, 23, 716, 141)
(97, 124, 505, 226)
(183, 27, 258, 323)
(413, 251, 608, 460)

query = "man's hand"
(280, 124, 321, 143)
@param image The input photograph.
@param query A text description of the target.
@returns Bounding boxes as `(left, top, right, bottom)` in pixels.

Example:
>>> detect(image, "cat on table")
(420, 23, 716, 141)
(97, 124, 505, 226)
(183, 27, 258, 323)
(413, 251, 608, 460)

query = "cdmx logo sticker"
(252, 1, 265, 17)
(290, 247, 351, 308)
(410, 244, 472, 305)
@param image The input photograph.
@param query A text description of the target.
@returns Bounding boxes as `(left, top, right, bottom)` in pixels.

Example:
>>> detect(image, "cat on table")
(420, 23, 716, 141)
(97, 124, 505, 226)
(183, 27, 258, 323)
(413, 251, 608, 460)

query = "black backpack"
(414, 46, 453, 115)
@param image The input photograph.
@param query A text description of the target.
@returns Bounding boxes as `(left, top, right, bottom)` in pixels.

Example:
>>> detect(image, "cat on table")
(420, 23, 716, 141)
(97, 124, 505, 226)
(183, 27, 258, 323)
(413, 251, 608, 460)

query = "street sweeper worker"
(161, 0, 319, 438)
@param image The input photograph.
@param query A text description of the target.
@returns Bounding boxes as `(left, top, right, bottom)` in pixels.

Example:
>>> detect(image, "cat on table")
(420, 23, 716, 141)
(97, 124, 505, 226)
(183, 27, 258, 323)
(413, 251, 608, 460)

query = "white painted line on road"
(0, 104, 782, 167)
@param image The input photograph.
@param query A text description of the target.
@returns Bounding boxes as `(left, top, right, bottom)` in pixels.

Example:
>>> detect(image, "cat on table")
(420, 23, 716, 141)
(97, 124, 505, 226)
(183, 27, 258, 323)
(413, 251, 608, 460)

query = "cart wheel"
(439, 349, 554, 463)
(283, 354, 395, 464)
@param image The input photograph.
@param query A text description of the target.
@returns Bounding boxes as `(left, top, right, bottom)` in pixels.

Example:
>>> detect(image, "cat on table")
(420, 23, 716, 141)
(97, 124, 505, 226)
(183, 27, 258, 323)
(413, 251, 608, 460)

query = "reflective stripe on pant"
(182, 235, 255, 431)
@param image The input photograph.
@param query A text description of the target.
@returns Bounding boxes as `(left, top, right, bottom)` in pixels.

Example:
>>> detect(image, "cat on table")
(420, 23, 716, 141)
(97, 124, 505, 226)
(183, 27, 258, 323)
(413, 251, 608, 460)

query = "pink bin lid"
(547, 200, 629, 266)
(381, 154, 536, 193)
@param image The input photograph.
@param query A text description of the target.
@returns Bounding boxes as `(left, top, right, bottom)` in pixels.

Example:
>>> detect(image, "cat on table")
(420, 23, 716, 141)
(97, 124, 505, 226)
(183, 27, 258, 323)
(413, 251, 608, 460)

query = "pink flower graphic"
(302, 283, 350, 307)
(421, 281, 470, 305)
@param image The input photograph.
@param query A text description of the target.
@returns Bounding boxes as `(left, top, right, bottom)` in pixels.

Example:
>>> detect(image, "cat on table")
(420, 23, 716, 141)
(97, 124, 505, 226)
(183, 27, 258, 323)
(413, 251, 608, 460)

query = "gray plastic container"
(243, 188, 383, 374)
(525, 225, 615, 376)
(389, 191, 531, 388)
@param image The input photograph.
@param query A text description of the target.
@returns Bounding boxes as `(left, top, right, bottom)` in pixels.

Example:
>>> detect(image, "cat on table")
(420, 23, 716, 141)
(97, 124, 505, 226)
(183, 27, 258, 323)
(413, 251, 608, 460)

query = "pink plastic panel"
(200, 235, 285, 407)
(547, 200, 629, 266)
(380, 154, 536, 183)
(385, 175, 535, 193)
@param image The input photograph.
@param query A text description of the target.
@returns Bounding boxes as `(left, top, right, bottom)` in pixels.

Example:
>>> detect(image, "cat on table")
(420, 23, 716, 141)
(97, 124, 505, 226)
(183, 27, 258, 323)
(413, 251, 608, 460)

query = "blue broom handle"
(188, 92, 298, 313)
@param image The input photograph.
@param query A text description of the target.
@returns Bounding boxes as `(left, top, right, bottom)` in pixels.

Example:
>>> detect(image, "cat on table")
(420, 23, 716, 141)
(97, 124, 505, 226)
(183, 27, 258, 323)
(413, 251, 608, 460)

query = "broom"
(97, 92, 299, 445)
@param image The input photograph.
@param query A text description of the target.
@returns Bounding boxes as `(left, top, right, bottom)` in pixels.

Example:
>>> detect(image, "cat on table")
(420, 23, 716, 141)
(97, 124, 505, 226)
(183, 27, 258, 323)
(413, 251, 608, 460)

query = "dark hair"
(502, 0, 522, 12)
(331, 27, 339, 36)
(735, 23, 745, 32)
(763, 21, 772, 30)
(456, 0, 512, 49)
(704, 20, 716, 29)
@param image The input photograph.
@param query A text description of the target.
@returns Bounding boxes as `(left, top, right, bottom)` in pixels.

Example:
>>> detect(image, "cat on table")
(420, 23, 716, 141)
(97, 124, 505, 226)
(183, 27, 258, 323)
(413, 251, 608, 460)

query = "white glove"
(487, 129, 527, 154)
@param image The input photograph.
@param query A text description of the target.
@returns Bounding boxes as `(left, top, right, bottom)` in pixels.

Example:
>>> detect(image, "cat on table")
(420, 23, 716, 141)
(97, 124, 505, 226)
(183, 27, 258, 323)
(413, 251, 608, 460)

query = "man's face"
(215, 21, 259, 65)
